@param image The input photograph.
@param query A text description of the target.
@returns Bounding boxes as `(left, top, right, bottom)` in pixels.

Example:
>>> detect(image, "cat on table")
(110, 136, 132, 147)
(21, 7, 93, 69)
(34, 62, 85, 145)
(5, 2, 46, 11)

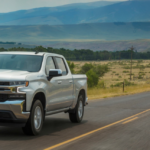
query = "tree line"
(0, 46, 150, 60)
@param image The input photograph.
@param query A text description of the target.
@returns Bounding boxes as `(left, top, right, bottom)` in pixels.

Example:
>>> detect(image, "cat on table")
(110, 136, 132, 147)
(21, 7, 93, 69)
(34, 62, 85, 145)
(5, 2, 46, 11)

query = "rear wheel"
(22, 100, 44, 136)
(69, 94, 84, 123)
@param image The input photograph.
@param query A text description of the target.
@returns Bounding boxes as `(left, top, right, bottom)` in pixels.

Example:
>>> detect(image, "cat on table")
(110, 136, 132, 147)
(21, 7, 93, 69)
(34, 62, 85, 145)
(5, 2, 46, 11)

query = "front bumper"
(0, 100, 30, 121)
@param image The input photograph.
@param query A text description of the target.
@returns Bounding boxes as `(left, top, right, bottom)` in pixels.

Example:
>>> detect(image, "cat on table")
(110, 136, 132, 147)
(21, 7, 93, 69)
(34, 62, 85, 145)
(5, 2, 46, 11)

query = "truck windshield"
(0, 54, 43, 72)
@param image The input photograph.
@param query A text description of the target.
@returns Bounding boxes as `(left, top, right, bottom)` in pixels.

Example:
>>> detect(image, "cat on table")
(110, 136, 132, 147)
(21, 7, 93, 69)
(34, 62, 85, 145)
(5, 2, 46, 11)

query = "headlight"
(9, 81, 29, 87)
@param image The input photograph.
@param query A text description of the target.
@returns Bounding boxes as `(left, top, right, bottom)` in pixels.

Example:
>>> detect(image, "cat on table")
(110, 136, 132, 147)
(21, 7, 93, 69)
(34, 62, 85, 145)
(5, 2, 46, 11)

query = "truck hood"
(0, 70, 31, 81)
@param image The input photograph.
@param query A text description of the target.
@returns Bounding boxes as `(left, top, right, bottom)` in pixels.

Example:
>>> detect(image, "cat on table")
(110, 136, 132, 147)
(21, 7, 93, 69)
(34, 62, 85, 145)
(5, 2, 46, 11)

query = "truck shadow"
(0, 115, 87, 141)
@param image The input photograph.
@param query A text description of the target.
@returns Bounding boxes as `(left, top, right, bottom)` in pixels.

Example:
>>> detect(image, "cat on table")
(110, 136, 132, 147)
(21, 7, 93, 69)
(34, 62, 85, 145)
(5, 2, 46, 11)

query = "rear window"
(55, 57, 67, 75)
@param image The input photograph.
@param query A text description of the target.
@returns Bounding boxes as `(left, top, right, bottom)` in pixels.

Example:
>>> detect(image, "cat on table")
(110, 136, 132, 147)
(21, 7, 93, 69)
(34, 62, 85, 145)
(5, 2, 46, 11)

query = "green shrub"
(80, 63, 93, 74)
(123, 70, 129, 73)
(133, 65, 145, 69)
(67, 61, 75, 74)
(124, 79, 135, 86)
(137, 60, 143, 63)
(93, 64, 109, 77)
(123, 66, 130, 69)
(138, 75, 143, 79)
(119, 62, 125, 65)
(86, 70, 99, 88)
(115, 79, 119, 81)
(138, 72, 145, 79)
(139, 72, 145, 76)
(110, 82, 122, 87)
(127, 73, 134, 76)
(110, 79, 135, 87)
(112, 79, 119, 81)
(79, 63, 109, 77)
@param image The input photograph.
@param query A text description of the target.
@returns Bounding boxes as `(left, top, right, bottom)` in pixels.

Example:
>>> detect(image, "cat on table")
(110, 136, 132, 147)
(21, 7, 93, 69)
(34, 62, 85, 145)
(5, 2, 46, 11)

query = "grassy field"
(73, 60, 150, 100)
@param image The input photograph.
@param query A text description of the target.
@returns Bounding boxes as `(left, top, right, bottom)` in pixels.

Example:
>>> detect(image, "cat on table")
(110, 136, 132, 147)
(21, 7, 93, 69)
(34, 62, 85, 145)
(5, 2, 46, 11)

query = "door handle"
(58, 81, 62, 84)
(69, 80, 73, 83)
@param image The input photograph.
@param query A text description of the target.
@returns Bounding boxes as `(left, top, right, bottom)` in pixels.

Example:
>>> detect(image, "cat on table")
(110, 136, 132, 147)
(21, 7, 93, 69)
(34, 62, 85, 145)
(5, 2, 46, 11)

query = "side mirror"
(49, 69, 62, 78)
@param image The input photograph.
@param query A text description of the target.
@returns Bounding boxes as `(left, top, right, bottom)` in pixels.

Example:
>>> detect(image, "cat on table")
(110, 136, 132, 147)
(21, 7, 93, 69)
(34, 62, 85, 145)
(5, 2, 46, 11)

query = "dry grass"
(88, 84, 150, 100)
(73, 60, 150, 100)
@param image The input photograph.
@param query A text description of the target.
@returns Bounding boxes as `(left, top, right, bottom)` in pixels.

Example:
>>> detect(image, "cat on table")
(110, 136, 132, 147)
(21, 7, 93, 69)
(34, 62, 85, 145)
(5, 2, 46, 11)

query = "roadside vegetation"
(68, 60, 150, 100)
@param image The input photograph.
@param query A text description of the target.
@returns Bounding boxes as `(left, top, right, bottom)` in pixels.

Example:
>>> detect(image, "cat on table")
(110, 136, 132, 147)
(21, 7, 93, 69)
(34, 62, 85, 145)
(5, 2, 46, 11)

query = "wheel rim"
(34, 106, 42, 130)
(78, 100, 83, 119)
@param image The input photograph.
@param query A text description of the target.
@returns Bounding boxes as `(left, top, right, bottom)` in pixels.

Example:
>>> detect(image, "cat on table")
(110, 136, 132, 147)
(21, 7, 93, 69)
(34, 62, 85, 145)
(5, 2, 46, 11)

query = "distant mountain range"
(0, 0, 150, 52)
(0, 1, 118, 25)
(0, 1, 150, 25)
(0, 22, 150, 42)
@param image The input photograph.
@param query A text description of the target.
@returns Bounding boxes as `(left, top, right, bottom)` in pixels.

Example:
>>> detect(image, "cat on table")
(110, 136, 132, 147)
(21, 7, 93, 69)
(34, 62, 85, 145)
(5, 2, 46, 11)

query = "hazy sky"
(0, 0, 127, 13)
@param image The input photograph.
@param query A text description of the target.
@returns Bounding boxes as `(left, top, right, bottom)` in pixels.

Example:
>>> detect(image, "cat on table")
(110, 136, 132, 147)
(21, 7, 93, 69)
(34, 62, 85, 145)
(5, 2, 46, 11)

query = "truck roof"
(0, 51, 63, 57)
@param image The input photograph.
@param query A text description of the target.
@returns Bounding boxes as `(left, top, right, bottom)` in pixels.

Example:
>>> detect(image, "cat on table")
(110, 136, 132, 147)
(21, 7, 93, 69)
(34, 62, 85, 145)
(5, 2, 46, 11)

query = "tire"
(69, 94, 84, 123)
(22, 100, 44, 136)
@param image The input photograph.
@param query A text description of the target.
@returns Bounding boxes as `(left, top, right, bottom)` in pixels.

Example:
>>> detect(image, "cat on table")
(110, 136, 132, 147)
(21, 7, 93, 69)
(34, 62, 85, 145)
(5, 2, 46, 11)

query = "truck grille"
(0, 82, 9, 86)
(0, 94, 8, 102)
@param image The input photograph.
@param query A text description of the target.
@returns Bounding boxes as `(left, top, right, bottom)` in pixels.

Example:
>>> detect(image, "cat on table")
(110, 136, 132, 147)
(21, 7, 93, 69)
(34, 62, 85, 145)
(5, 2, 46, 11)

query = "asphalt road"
(1, 92, 150, 150)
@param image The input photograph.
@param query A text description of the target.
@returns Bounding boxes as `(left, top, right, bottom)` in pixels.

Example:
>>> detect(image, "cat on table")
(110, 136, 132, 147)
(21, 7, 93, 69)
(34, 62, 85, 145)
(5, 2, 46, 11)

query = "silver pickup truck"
(0, 52, 88, 135)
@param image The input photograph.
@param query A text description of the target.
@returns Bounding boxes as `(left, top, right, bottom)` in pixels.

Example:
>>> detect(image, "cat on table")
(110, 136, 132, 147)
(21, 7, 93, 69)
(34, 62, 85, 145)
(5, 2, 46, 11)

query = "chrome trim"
(0, 85, 25, 88)
(46, 107, 70, 116)
(85, 98, 88, 105)
(0, 100, 30, 120)
(0, 86, 26, 94)
(22, 112, 30, 115)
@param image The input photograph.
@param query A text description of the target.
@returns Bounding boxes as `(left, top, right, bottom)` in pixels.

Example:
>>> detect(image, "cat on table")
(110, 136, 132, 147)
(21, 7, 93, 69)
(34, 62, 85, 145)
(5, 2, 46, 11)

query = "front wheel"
(22, 100, 44, 136)
(69, 95, 84, 123)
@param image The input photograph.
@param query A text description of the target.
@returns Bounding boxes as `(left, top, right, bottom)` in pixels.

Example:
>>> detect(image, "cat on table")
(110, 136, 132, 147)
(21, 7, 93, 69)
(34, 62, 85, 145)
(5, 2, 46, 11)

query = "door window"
(45, 57, 56, 75)
(55, 57, 67, 75)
